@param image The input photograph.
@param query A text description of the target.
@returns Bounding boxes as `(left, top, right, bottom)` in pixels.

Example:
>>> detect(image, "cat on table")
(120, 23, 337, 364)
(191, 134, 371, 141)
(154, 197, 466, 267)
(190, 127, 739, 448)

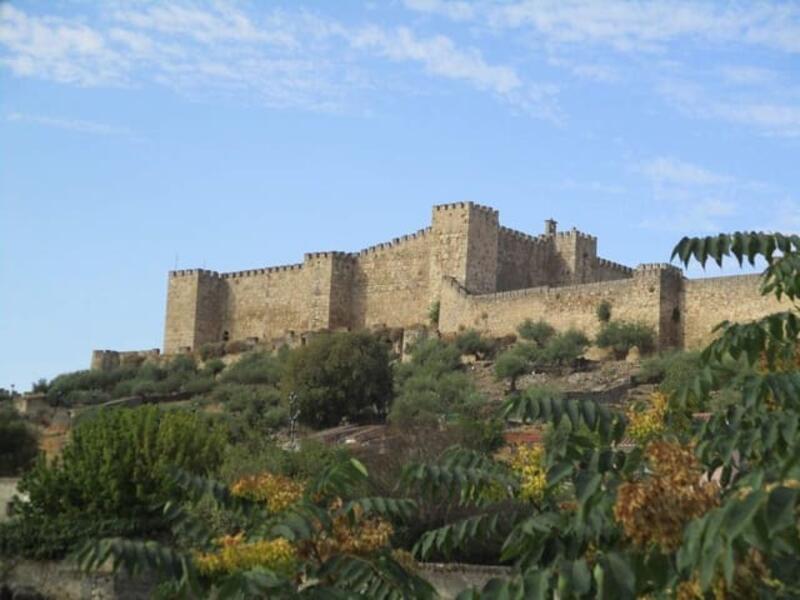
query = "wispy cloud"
(658, 79, 800, 138)
(405, 0, 800, 54)
(5, 112, 139, 140)
(0, 3, 557, 117)
(635, 156, 799, 234)
(639, 157, 732, 187)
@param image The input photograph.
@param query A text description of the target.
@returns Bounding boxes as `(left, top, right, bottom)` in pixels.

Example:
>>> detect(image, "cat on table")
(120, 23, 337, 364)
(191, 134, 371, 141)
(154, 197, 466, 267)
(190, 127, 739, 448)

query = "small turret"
(545, 219, 557, 236)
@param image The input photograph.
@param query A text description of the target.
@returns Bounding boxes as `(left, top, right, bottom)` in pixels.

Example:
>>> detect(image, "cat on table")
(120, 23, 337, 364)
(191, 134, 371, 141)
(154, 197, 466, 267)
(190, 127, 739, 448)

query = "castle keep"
(160, 202, 783, 355)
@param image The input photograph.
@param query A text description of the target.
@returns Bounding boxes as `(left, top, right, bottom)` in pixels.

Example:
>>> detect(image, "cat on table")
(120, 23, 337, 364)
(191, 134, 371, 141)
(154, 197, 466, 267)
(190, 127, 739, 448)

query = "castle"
(155, 202, 783, 356)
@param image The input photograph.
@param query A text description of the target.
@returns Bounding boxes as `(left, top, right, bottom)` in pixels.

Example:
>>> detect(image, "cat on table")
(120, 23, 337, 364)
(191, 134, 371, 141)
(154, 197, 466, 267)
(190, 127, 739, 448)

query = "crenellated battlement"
(357, 227, 431, 256)
(635, 263, 683, 274)
(304, 251, 356, 261)
(433, 201, 499, 218)
(169, 268, 222, 278)
(596, 258, 634, 274)
(556, 228, 597, 242)
(220, 263, 304, 279)
(498, 226, 552, 246)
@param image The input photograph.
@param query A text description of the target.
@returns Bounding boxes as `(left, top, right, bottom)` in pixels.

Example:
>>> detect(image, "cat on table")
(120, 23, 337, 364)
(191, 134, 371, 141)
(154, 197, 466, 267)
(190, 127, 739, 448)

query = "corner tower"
(428, 202, 499, 300)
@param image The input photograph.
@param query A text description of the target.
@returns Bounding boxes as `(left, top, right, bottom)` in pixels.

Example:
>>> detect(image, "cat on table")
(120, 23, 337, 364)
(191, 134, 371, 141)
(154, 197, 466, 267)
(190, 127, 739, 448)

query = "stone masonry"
(159, 202, 784, 354)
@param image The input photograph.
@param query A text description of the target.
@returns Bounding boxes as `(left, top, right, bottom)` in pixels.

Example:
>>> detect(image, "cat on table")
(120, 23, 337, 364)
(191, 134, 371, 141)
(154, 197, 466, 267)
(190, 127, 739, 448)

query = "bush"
(198, 342, 226, 361)
(284, 332, 393, 429)
(390, 371, 483, 427)
(31, 378, 48, 394)
(537, 329, 590, 367)
(1, 406, 225, 559)
(428, 301, 440, 326)
(202, 358, 226, 376)
(218, 438, 349, 484)
(494, 350, 530, 391)
(454, 329, 495, 359)
(220, 351, 283, 386)
(596, 301, 612, 323)
(517, 319, 555, 346)
(639, 351, 703, 394)
(0, 408, 39, 476)
(595, 320, 656, 358)
(391, 336, 485, 426)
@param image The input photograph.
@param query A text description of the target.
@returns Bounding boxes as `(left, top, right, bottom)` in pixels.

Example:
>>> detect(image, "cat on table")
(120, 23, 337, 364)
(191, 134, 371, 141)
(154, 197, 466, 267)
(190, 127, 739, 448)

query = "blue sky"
(1, 0, 799, 390)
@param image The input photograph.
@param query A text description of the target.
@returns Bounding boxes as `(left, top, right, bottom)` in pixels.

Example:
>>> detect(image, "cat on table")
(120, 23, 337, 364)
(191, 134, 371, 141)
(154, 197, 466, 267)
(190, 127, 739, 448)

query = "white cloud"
(6, 112, 138, 139)
(0, 4, 126, 86)
(720, 65, 777, 86)
(640, 157, 732, 187)
(404, 0, 800, 54)
(0, 3, 556, 118)
(659, 79, 800, 138)
(637, 156, 742, 232)
(403, 0, 476, 22)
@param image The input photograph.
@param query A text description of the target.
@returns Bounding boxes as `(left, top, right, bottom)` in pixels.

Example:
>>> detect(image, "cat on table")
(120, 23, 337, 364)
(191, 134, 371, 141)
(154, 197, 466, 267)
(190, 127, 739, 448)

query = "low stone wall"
(418, 563, 511, 598)
(0, 560, 154, 600)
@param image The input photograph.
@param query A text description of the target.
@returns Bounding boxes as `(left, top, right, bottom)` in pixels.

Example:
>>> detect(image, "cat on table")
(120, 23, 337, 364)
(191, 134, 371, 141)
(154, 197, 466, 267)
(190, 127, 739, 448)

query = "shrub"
(218, 438, 349, 484)
(494, 350, 529, 391)
(198, 342, 226, 361)
(537, 329, 590, 367)
(596, 300, 612, 323)
(391, 336, 485, 426)
(428, 301, 440, 326)
(396, 338, 461, 384)
(390, 371, 483, 427)
(516, 319, 555, 346)
(31, 378, 48, 394)
(1, 406, 225, 559)
(202, 358, 226, 376)
(0, 407, 39, 476)
(454, 329, 495, 359)
(284, 332, 393, 429)
(595, 320, 656, 358)
(220, 351, 283, 386)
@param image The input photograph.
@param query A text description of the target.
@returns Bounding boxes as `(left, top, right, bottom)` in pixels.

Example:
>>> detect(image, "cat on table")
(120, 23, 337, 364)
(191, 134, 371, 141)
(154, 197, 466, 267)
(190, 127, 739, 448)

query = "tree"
(595, 320, 656, 358)
(284, 332, 393, 429)
(494, 350, 529, 391)
(0, 407, 39, 476)
(77, 458, 435, 598)
(0, 406, 226, 559)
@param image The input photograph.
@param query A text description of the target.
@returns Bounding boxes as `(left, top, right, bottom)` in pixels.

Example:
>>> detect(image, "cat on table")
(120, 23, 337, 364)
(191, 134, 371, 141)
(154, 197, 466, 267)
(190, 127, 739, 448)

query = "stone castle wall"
(157, 203, 785, 355)
(681, 274, 783, 348)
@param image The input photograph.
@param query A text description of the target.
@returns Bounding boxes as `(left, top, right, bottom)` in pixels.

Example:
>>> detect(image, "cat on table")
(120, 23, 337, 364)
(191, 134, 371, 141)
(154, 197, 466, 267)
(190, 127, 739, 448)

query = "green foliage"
(428, 300, 441, 326)
(0, 406, 226, 560)
(213, 383, 287, 439)
(284, 331, 393, 429)
(639, 350, 703, 395)
(78, 458, 435, 599)
(391, 337, 485, 426)
(495, 328, 589, 390)
(517, 319, 555, 346)
(31, 378, 49, 393)
(218, 438, 350, 485)
(455, 329, 496, 359)
(198, 341, 226, 361)
(220, 351, 282, 386)
(596, 300, 612, 323)
(403, 231, 800, 598)
(493, 350, 529, 391)
(45, 355, 213, 405)
(595, 320, 656, 358)
(537, 329, 590, 367)
(0, 407, 39, 476)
